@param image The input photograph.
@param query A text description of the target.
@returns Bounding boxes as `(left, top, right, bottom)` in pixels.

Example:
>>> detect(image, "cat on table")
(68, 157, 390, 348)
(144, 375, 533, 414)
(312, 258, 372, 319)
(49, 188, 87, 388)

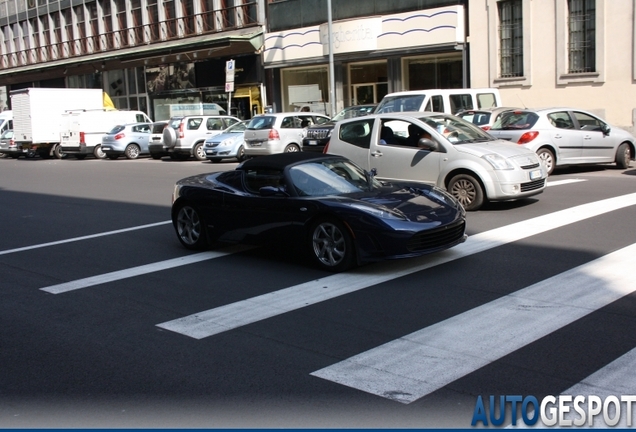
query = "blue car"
(204, 120, 247, 163)
(171, 152, 467, 272)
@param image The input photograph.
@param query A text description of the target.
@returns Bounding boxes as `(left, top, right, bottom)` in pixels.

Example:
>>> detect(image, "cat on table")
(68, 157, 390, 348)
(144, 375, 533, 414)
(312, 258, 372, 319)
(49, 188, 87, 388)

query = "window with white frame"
(568, 0, 595, 73)
(498, 0, 523, 78)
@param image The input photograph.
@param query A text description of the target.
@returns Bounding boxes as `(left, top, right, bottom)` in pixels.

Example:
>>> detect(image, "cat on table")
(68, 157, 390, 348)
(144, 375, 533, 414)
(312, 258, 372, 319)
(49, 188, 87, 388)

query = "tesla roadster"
(171, 152, 467, 272)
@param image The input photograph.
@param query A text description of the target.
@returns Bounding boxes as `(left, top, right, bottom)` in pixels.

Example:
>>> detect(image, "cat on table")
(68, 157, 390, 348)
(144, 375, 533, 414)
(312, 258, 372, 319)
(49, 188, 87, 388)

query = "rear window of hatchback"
(247, 116, 276, 130)
(491, 111, 539, 130)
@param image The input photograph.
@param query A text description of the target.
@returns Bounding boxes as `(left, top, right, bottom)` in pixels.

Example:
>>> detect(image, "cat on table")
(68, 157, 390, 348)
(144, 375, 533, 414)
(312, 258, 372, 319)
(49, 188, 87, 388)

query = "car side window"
(225, 118, 239, 128)
(244, 169, 284, 194)
(315, 116, 330, 125)
(547, 112, 574, 129)
(449, 94, 473, 114)
(216, 171, 244, 191)
(281, 117, 295, 128)
(135, 114, 146, 122)
(425, 95, 444, 113)
(187, 118, 203, 130)
(573, 112, 603, 131)
(339, 119, 373, 149)
(207, 118, 223, 130)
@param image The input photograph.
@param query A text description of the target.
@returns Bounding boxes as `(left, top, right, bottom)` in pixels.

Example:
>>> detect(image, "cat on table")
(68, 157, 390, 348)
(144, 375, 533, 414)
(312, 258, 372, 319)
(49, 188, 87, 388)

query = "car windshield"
(376, 95, 425, 113)
(417, 114, 495, 144)
(490, 111, 539, 130)
(289, 159, 382, 197)
(247, 116, 275, 130)
(331, 106, 376, 122)
(226, 121, 247, 133)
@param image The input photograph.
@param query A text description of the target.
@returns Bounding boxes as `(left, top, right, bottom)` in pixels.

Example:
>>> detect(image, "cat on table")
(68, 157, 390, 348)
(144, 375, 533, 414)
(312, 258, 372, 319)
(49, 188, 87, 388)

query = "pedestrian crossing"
(4, 181, 636, 426)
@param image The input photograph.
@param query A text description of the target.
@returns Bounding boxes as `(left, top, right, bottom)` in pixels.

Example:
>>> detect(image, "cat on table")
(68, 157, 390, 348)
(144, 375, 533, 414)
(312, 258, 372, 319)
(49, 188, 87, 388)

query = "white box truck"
(10, 88, 104, 159)
(60, 109, 153, 159)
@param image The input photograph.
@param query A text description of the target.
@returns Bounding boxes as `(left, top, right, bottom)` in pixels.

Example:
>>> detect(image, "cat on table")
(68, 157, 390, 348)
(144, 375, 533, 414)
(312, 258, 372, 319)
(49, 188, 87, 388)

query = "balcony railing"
(0, 2, 258, 70)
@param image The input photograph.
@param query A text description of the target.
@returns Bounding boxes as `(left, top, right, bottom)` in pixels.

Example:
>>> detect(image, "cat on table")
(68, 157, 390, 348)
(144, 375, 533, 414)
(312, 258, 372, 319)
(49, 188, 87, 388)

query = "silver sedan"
(487, 108, 635, 175)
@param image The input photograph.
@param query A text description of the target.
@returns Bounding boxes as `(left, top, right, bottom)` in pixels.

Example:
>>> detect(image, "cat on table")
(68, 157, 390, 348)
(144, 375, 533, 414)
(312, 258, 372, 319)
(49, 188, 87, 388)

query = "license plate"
(102, 147, 111, 151)
(206, 150, 216, 155)
(249, 142, 262, 147)
(308, 140, 318, 145)
(529, 169, 541, 180)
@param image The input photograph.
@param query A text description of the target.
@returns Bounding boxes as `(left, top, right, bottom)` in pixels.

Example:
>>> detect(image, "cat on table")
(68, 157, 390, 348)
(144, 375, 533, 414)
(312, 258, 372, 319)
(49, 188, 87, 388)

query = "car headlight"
(221, 139, 233, 146)
(482, 154, 514, 170)
(348, 203, 406, 220)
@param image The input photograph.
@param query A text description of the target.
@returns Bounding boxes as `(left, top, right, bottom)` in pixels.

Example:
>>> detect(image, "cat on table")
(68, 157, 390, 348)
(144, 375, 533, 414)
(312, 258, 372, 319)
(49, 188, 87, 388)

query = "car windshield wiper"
(462, 138, 493, 143)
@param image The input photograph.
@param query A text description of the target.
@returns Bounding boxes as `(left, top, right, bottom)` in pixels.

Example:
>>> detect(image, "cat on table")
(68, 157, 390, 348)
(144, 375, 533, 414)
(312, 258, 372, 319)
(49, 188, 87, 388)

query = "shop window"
(402, 54, 463, 90)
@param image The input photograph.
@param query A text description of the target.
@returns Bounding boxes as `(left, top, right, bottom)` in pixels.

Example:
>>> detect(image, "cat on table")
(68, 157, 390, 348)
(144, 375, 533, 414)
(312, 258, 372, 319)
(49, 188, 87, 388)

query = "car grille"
(406, 220, 466, 252)
(206, 142, 220, 148)
(520, 162, 540, 169)
(305, 128, 331, 140)
(520, 178, 545, 192)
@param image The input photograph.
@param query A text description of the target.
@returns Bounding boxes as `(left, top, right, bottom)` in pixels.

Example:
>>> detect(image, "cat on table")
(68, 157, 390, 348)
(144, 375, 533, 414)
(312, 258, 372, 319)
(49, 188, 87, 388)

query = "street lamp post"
(327, 0, 336, 117)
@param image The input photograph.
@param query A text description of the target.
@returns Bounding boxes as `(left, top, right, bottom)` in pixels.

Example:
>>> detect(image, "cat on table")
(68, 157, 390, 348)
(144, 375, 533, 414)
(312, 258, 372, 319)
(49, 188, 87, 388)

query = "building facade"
(469, 0, 636, 132)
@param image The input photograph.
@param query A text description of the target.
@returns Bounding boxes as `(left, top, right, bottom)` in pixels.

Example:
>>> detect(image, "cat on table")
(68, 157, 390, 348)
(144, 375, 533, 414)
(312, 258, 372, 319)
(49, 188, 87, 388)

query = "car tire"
(309, 218, 355, 272)
(163, 127, 177, 148)
(124, 144, 140, 160)
(615, 143, 631, 169)
(193, 142, 206, 161)
(236, 145, 246, 162)
(209, 158, 222, 163)
(53, 144, 67, 159)
(75, 154, 87, 160)
(150, 153, 162, 160)
(174, 203, 210, 250)
(93, 145, 106, 159)
(448, 173, 484, 211)
(537, 148, 555, 175)
(284, 144, 300, 152)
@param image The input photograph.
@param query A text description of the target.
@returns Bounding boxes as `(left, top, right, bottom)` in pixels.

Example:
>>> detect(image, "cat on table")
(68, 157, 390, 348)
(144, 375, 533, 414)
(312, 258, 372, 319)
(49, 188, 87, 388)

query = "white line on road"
(310, 243, 636, 404)
(0, 221, 172, 256)
(546, 178, 587, 187)
(156, 192, 636, 340)
(40, 244, 252, 294)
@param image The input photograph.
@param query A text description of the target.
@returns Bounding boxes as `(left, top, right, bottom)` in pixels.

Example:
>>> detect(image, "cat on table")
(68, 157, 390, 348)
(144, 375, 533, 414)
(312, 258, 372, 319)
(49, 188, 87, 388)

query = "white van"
(60, 109, 152, 159)
(0, 110, 12, 134)
(375, 88, 503, 115)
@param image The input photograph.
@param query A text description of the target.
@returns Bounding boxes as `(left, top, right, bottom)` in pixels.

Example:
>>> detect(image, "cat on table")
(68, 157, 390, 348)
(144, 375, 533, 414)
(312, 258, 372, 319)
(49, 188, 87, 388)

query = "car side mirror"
(601, 124, 611, 135)
(259, 186, 288, 197)
(417, 138, 438, 151)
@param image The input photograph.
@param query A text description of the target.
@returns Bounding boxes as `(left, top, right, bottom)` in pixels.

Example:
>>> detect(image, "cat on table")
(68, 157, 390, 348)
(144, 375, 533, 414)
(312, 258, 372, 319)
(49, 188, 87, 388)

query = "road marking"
(40, 245, 252, 294)
(156, 192, 636, 340)
(546, 178, 586, 187)
(310, 242, 636, 404)
(0, 221, 172, 256)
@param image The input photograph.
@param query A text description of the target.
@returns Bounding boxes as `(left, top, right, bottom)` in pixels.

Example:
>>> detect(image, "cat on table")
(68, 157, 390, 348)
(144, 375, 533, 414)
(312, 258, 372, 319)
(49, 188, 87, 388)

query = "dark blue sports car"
(171, 152, 467, 272)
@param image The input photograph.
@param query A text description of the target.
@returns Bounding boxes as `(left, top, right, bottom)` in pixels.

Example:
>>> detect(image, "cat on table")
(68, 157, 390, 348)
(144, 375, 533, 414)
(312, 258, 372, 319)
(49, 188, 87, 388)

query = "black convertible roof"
(237, 152, 344, 171)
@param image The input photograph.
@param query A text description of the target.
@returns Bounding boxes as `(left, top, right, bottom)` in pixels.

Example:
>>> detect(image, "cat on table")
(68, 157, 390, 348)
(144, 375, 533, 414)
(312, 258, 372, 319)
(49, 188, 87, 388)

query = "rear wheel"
(174, 204, 209, 250)
(309, 218, 355, 272)
(615, 143, 632, 169)
(124, 144, 140, 159)
(537, 148, 555, 175)
(53, 144, 66, 159)
(448, 174, 484, 211)
(236, 145, 246, 162)
(193, 142, 206, 161)
(285, 144, 300, 152)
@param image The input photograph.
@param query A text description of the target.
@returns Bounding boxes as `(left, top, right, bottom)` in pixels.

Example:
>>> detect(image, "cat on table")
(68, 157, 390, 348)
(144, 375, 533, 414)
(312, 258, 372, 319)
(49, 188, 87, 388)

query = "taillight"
(79, 131, 86, 145)
(517, 131, 539, 144)
(268, 128, 280, 140)
(323, 141, 330, 153)
(481, 126, 491, 131)
(114, 133, 125, 140)
(178, 122, 185, 138)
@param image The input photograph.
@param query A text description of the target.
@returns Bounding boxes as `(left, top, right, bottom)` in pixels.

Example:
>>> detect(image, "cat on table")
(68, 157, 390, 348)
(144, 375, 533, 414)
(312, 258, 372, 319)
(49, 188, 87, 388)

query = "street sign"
(225, 59, 235, 83)
(225, 82, 234, 93)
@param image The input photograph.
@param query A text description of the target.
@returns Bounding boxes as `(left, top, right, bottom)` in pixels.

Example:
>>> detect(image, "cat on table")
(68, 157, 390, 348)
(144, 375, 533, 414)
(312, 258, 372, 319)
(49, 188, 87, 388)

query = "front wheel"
(309, 218, 355, 272)
(193, 143, 207, 161)
(448, 174, 484, 211)
(124, 144, 140, 159)
(284, 144, 300, 153)
(93, 145, 106, 159)
(615, 143, 632, 169)
(537, 148, 555, 175)
(236, 145, 246, 162)
(53, 144, 66, 159)
(174, 204, 210, 250)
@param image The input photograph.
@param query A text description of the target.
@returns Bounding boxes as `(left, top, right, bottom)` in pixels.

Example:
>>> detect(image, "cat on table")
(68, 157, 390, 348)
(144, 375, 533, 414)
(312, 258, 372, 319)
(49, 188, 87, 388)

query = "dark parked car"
(302, 104, 376, 153)
(171, 152, 467, 272)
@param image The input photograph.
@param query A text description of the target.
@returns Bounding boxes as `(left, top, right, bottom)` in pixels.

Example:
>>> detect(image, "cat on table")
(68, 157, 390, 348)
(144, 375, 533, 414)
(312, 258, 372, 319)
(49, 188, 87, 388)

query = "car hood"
(206, 132, 242, 143)
(455, 139, 537, 159)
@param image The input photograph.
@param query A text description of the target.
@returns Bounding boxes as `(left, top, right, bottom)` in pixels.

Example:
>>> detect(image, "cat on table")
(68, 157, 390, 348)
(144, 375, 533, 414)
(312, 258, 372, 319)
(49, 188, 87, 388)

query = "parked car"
(204, 120, 248, 163)
(487, 108, 636, 175)
(243, 112, 330, 156)
(162, 115, 240, 161)
(101, 122, 152, 160)
(302, 104, 377, 153)
(171, 152, 467, 272)
(148, 121, 169, 159)
(323, 112, 548, 211)
(0, 129, 14, 158)
(456, 107, 518, 131)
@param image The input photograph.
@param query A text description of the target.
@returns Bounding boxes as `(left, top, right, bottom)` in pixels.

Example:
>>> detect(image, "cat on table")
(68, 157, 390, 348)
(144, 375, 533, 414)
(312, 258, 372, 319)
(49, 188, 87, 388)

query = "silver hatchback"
(243, 112, 330, 156)
(101, 122, 152, 160)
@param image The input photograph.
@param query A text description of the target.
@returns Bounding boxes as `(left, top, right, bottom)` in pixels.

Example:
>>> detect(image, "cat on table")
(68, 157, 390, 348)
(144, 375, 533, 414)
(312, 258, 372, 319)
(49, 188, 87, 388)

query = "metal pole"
(327, 0, 336, 117)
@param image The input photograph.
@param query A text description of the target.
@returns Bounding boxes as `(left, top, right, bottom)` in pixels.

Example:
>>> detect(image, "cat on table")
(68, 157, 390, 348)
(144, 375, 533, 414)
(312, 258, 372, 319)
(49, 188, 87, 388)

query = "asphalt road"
(1, 155, 636, 428)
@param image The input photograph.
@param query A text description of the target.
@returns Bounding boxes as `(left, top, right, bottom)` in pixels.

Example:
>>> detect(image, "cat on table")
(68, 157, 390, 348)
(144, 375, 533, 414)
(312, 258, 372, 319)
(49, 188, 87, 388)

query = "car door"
(571, 111, 615, 162)
(132, 124, 151, 151)
(369, 118, 444, 185)
(545, 111, 582, 164)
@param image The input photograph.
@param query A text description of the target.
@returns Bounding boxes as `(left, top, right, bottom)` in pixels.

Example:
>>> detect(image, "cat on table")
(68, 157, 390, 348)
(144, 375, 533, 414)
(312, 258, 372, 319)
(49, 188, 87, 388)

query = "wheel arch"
(537, 144, 558, 164)
(443, 167, 489, 200)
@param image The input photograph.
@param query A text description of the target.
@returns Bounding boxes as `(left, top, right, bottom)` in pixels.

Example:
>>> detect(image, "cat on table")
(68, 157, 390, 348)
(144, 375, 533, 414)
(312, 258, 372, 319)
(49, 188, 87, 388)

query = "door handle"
(371, 151, 383, 158)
